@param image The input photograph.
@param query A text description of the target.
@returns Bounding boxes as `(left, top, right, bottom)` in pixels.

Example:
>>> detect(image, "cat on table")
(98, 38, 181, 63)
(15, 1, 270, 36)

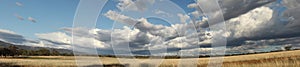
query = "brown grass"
(0, 50, 299, 67)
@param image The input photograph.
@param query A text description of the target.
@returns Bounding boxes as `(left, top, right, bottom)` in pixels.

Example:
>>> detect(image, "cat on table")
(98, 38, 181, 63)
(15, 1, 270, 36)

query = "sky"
(0, 0, 79, 39)
(0, 0, 195, 38)
(0, 0, 300, 56)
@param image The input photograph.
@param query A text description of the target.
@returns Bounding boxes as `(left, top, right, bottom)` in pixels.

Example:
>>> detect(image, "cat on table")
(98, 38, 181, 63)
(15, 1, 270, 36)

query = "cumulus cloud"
(203, 1, 300, 49)
(188, 0, 276, 28)
(76, 9, 197, 55)
(225, 6, 274, 40)
(23, 41, 49, 48)
(33, 30, 110, 51)
(61, 27, 153, 54)
(104, 10, 183, 39)
(117, 0, 155, 11)
(104, 10, 138, 26)
(28, 17, 37, 23)
(178, 48, 212, 56)
(220, 0, 276, 20)
(73, 36, 109, 49)
(61, 23, 199, 54)
(224, 2, 300, 42)
(200, 7, 264, 45)
(35, 32, 71, 45)
(172, 0, 300, 55)
(65, 27, 183, 55)
(21, 40, 73, 49)
(177, 13, 190, 23)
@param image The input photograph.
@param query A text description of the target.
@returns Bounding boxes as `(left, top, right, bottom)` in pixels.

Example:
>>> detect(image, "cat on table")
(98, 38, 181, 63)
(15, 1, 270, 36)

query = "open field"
(0, 50, 300, 67)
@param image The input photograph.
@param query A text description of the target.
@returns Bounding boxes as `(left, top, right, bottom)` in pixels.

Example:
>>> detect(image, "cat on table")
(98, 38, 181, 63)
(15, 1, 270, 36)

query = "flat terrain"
(1, 50, 300, 67)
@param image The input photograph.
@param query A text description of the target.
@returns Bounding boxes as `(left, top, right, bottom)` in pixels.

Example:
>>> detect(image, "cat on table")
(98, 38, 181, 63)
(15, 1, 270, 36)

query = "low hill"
(0, 40, 73, 54)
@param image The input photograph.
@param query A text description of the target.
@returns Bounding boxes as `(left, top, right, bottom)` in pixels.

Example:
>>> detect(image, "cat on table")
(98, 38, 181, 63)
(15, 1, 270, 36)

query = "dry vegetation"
(0, 50, 300, 67)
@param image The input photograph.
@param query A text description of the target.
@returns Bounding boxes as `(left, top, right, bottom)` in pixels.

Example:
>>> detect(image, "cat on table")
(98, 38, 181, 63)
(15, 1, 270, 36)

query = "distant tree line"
(0, 45, 73, 57)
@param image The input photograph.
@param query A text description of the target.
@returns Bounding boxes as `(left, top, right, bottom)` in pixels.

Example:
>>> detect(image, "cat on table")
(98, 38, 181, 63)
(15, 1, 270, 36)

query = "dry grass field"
(0, 50, 300, 67)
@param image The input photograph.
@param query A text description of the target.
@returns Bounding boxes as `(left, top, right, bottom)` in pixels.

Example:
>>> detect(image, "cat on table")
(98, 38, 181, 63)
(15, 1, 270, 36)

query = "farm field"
(0, 50, 300, 67)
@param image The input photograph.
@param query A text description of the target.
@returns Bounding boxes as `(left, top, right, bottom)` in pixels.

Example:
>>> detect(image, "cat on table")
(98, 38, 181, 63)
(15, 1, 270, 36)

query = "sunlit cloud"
(117, 0, 155, 11)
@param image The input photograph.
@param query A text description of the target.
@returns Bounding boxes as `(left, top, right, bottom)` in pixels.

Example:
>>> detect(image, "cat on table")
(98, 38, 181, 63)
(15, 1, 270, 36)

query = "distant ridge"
(0, 40, 73, 54)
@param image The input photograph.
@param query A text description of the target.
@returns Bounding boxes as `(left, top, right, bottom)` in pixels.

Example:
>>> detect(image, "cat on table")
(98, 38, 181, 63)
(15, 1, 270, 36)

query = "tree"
(0, 48, 11, 57)
(51, 49, 60, 56)
(18, 49, 29, 56)
(0, 47, 4, 57)
(27, 50, 36, 56)
(36, 48, 50, 56)
(8, 45, 19, 57)
(284, 45, 292, 50)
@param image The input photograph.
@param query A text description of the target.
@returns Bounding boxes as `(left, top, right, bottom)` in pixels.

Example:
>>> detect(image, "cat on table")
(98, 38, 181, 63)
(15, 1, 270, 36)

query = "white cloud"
(117, 0, 155, 11)
(104, 10, 180, 39)
(0, 29, 18, 35)
(166, 37, 191, 48)
(103, 10, 203, 54)
(24, 41, 47, 48)
(154, 9, 173, 17)
(61, 27, 95, 38)
(178, 48, 213, 56)
(35, 32, 71, 45)
(187, 0, 276, 28)
(188, 11, 201, 19)
(34, 31, 110, 50)
(221, 2, 300, 42)
(104, 10, 138, 26)
(177, 13, 190, 24)
(22, 40, 73, 49)
(16, 2, 23, 7)
(225, 6, 274, 39)
(28, 17, 37, 23)
(187, 3, 198, 8)
(73, 36, 109, 49)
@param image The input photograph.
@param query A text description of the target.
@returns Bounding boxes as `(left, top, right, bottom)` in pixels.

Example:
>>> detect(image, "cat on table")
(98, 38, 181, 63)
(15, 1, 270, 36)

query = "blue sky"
(0, 0, 195, 39)
(0, 0, 79, 39)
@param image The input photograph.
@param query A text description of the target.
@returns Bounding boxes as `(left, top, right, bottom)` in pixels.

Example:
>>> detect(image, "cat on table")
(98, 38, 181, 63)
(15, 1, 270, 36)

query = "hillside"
(0, 40, 73, 54)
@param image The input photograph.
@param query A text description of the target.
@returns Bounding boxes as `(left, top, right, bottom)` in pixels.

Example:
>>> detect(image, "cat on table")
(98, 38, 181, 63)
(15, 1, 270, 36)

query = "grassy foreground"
(0, 50, 300, 67)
